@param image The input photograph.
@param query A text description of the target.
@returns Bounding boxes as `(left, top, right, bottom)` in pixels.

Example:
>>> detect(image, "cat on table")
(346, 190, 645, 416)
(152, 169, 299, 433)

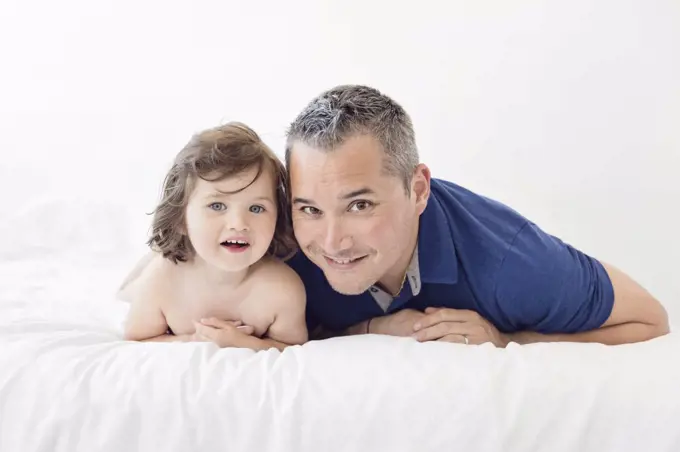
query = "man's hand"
(369, 309, 427, 336)
(411, 307, 509, 347)
(192, 318, 256, 347)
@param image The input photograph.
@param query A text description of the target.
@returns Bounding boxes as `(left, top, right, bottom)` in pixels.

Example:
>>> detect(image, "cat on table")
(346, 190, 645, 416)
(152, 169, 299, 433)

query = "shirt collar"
(416, 191, 459, 285)
(368, 244, 421, 311)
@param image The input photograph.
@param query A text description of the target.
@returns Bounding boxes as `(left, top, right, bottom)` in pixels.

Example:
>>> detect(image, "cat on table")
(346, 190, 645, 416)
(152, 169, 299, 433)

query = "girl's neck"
(191, 256, 251, 288)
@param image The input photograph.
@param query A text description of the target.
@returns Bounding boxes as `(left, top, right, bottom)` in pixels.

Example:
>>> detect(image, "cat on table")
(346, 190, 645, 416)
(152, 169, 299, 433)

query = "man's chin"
(326, 278, 373, 296)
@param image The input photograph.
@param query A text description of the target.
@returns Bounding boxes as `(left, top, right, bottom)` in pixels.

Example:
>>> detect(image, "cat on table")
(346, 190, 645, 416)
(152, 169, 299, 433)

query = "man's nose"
(322, 217, 352, 254)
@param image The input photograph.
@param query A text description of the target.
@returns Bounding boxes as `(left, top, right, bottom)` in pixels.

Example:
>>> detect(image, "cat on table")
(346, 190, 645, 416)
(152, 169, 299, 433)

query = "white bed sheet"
(1, 197, 679, 452)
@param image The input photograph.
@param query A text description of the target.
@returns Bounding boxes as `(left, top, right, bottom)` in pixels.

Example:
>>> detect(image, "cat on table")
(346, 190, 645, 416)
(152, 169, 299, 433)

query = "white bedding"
(1, 197, 679, 452)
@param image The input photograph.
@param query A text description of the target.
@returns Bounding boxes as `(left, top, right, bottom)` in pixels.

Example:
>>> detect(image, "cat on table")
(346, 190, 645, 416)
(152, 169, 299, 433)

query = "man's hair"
(285, 84, 419, 190)
(148, 122, 296, 263)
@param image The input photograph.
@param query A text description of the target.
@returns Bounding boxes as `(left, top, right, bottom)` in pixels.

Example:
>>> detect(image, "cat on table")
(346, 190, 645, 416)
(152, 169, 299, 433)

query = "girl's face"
(184, 164, 278, 273)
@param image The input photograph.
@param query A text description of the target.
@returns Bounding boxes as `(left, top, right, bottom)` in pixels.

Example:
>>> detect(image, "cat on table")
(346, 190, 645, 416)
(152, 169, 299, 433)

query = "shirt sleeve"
(493, 222, 615, 334)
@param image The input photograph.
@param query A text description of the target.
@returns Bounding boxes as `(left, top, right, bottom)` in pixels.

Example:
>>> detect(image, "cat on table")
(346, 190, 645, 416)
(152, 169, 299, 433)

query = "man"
(282, 84, 669, 347)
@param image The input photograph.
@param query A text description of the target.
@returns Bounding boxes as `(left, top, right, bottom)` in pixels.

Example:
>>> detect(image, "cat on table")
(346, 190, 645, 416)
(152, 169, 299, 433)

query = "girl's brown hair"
(147, 122, 296, 263)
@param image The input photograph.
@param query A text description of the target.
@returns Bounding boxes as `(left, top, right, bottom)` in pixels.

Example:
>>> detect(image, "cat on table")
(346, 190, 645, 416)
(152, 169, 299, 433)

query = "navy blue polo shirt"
(287, 178, 615, 335)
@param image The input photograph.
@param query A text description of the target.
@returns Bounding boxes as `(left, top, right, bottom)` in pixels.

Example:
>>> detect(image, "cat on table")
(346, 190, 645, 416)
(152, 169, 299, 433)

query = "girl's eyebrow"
(252, 196, 275, 203)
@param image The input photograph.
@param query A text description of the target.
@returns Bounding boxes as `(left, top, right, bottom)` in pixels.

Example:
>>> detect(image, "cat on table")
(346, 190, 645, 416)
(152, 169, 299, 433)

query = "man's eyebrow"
(292, 197, 314, 205)
(292, 188, 375, 205)
(340, 187, 375, 200)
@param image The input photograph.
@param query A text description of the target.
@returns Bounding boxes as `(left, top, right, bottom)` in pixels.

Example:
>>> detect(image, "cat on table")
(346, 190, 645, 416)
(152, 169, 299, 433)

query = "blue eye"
(250, 205, 265, 214)
(208, 202, 226, 211)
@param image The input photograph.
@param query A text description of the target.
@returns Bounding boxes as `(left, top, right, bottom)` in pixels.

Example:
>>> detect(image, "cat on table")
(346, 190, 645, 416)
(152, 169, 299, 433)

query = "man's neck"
(378, 225, 419, 297)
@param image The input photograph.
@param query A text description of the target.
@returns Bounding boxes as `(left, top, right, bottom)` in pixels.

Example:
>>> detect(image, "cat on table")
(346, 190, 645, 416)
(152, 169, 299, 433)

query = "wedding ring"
(462, 334, 469, 345)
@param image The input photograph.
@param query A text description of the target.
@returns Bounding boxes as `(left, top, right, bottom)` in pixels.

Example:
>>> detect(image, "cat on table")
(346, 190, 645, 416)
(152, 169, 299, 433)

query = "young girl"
(118, 122, 308, 351)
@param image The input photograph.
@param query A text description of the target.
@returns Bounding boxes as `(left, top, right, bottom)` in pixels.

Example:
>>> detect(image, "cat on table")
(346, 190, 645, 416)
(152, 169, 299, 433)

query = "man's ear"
(411, 163, 431, 215)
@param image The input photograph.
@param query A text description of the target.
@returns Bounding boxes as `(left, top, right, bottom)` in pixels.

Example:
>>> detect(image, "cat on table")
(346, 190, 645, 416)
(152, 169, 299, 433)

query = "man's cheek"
(292, 219, 315, 247)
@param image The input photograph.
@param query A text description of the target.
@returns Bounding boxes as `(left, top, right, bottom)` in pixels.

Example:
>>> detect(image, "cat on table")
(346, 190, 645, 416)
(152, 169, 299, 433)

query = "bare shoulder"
(118, 252, 180, 305)
(250, 257, 306, 305)
(250, 257, 309, 345)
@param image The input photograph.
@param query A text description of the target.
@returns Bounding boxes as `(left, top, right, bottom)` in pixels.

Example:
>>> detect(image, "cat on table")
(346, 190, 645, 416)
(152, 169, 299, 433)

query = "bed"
(1, 197, 679, 452)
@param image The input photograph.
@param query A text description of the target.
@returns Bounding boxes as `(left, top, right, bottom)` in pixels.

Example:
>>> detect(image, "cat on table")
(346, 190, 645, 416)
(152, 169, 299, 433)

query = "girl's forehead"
(192, 166, 276, 197)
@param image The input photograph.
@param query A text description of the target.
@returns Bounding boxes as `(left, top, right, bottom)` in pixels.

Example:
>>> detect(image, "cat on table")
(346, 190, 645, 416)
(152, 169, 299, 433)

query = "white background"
(1, 0, 678, 319)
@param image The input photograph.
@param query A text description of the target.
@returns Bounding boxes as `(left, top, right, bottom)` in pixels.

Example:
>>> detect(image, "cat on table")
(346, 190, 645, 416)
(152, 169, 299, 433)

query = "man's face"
(289, 134, 430, 295)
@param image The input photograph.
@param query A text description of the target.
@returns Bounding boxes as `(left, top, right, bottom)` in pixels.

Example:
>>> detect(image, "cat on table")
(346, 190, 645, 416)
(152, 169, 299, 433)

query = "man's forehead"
(290, 139, 386, 182)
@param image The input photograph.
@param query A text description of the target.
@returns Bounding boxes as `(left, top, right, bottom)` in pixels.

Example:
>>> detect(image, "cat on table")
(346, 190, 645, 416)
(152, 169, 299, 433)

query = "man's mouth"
(323, 255, 368, 267)
(221, 239, 250, 252)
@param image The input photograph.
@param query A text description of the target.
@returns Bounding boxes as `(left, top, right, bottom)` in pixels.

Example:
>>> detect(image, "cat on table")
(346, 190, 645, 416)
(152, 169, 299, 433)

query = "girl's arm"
(122, 255, 176, 342)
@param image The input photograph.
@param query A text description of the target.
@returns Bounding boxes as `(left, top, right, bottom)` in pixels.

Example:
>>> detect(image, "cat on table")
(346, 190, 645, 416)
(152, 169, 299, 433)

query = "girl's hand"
(192, 318, 255, 347)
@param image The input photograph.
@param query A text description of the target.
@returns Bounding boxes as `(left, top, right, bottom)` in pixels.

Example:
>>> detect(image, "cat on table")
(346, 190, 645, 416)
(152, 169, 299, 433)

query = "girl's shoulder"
(249, 256, 305, 292)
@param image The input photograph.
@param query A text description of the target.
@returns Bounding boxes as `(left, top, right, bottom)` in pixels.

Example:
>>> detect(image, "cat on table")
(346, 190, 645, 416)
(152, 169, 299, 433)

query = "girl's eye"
(301, 206, 322, 216)
(250, 205, 265, 214)
(349, 200, 372, 212)
(209, 202, 226, 211)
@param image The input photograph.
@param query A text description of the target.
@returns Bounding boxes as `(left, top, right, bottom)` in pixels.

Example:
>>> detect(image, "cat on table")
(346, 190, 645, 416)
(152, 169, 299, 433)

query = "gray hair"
(285, 85, 419, 191)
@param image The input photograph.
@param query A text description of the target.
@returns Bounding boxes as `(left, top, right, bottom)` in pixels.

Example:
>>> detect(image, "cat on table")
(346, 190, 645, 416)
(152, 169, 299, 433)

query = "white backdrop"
(1, 0, 678, 319)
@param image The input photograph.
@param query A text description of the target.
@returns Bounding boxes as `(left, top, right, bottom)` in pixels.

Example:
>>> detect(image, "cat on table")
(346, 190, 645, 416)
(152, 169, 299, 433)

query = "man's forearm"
(508, 321, 670, 346)
(309, 320, 369, 340)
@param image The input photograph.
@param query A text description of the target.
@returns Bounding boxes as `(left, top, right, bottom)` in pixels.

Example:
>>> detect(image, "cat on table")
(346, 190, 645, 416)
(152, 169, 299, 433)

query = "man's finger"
(437, 333, 475, 345)
(412, 322, 452, 342)
(413, 308, 476, 332)
(413, 321, 480, 342)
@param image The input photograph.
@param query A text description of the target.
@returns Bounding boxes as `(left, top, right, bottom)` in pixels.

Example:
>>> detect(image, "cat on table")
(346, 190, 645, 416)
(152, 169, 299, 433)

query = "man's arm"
(308, 322, 368, 340)
(495, 222, 669, 346)
(308, 309, 429, 340)
(507, 261, 669, 345)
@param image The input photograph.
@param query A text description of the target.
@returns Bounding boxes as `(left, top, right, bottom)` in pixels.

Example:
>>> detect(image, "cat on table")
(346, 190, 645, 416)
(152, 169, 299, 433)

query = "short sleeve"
(493, 222, 615, 334)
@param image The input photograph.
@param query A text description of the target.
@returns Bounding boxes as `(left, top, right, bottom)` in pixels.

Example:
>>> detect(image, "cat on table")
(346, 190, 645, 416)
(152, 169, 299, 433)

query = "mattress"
(1, 197, 678, 452)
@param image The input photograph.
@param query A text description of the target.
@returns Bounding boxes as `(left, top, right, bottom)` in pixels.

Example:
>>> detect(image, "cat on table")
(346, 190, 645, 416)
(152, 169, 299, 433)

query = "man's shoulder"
(429, 178, 528, 227)
(423, 178, 530, 265)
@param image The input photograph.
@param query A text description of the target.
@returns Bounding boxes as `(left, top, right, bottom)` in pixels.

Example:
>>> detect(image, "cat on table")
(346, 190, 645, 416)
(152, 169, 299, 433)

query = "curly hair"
(147, 122, 297, 263)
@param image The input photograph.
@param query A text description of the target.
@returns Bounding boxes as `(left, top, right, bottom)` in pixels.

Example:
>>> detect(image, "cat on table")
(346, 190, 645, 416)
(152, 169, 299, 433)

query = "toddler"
(118, 122, 308, 351)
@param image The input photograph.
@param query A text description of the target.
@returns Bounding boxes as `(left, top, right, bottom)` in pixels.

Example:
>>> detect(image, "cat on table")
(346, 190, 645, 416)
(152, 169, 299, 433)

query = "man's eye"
(250, 205, 265, 214)
(208, 202, 226, 211)
(349, 200, 372, 212)
(301, 206, 321, 215)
